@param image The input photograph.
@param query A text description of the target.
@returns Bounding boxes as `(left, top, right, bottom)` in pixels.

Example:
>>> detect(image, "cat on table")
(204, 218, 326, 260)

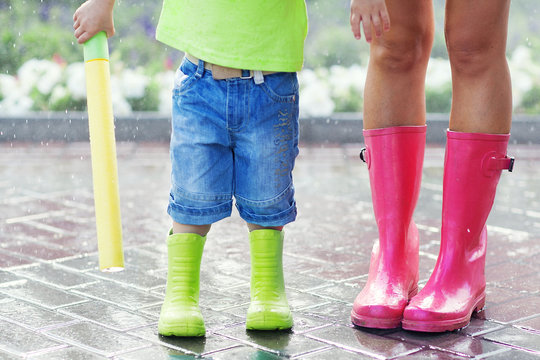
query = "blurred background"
(1, 0, 539, 118)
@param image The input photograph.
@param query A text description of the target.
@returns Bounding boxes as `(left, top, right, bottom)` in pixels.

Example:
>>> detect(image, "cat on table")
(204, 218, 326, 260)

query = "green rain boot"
(158, 231, 206, 337)
(246, 229, 293, 330)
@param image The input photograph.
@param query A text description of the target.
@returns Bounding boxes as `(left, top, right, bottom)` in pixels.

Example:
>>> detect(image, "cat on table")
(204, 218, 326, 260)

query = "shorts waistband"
(185, 53, 278, 80)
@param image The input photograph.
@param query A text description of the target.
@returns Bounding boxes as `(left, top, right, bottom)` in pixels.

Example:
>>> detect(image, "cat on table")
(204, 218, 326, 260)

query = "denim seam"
(236, 201, 297, 225)
(235, 182, 294, 207)
(171, 184, 232, 202)
(168, 200, 232, 215)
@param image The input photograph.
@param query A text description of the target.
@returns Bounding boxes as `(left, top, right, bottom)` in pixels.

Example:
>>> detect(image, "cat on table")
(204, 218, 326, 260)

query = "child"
(74, 0, 307, 336)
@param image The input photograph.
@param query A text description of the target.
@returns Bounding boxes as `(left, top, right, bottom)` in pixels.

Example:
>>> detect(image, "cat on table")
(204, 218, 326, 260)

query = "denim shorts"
(168, 57, 300, 226)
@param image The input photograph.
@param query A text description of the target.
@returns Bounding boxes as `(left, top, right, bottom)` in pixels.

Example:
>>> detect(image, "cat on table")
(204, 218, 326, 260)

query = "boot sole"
(246, 312, 293, 331)
(351, 311, 402, 329)
(401, 295, 485, 332)
(158, 321, 206, 337)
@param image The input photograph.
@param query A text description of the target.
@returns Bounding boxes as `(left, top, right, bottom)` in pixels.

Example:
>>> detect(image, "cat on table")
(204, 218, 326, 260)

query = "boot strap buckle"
(483, 152, 514, 176)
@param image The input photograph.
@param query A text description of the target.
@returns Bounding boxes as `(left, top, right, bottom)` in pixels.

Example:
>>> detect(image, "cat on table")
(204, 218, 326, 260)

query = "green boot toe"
(158, 305, 205, 337)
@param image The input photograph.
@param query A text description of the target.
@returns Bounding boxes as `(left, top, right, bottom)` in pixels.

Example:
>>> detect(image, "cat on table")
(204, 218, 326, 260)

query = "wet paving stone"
(44, 322, 151, 357)
(387, 328, 507, 358)
(482, 326, 540, 353)
(58, 301, 156, 332)
(307, 281, 363, 304)
(29, 346, 108, 360)
(2, 143, 540, 359)
(514, 314, 540, 333)
(202, 308, 244, 332)
(284, 273, 335, 292)
(210, 346, 286, 360)
(0, 250, 34, 268)
(0, 349, 23, 360)
(484, 295, 540, 323)
(300, 300, 353, 323)
(395, 348, 476, 359)
(296, 347, 372, 359)
(484, 348, 540, 359)
(121, 247, 168, 272)
(55, 254, 99, 272)
(197, 289, 249, 311)
(128, 324, 238, 356)
(215, 324, 329, 358)
(0, 270, 23, 285)
(457, 317, 506, 337)
(4, 240, 75, 261)
(0, 299, 77, 331)
(0, 319, 66, 357)
(305, 325, 421, 358)
(290, 314, 333, 335)
(116, 345, 207, 360)
(287, 289, 332, 311)
(71, 281, 162, 310)
(199, 271, 248, 292)
(0, 278, 88, 309)
(10, 263, 98, 289)
(85, 267, 165, 291)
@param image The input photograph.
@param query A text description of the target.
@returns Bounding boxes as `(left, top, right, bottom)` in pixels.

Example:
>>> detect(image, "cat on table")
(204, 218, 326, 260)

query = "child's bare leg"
(172, 221, 211, 236)
(247, 223, 283, 232)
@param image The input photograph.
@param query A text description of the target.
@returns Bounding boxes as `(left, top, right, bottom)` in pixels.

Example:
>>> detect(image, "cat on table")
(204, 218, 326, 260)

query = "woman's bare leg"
(445, 0, 512, 134)
(363, 0, 434, 129)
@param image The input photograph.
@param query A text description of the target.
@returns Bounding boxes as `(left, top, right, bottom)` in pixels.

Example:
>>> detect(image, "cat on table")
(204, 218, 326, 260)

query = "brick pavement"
(1, 142, 539, 359)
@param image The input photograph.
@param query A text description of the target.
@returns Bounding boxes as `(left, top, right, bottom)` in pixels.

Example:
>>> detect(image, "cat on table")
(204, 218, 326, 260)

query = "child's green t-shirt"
(155, 0, 308, 72)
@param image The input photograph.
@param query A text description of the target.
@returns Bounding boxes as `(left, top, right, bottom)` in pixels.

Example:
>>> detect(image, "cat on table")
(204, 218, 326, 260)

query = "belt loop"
(195, 59, 205, 79)
(254, 70, 264, 85)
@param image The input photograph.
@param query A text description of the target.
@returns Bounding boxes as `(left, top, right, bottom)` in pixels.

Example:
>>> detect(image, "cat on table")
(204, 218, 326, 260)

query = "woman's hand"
(350, 0, 391, 42)
(73, 0, 115, 44)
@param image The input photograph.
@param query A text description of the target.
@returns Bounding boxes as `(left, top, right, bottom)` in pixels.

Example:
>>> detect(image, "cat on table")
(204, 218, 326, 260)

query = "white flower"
(118, 68, 149, 99)
(299, 73, 335, 117)
(0, 74, 18, 98)
(327, 64, 366, 98)
(49, 85, 68, 105)
(508, 46, 540, 108)
(17, 59, 62, 96)
(65, 62, 87, 100)
(0, 95, 34, 115)
(155, 70, 175, 114)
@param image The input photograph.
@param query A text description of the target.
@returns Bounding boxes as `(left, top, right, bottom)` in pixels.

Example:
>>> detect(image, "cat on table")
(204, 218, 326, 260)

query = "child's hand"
(73, 0, 115, 44)
(350, 0, 391, 43)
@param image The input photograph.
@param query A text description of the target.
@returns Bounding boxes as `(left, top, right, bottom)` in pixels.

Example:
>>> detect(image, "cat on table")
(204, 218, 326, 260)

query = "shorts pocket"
(260, 72, 299, 103)
(173, 58, 198, 94)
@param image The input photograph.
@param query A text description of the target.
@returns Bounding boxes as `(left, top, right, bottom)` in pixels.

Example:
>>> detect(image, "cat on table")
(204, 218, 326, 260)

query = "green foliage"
(426, 85, 452, 113)
(128, 80, 160, 112)
(519, 86, 540, 114)
(304, 27, 368, 68)
(333, 87, 362, 113)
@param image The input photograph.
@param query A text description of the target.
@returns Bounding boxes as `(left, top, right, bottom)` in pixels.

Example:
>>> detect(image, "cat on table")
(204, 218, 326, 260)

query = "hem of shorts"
(167, 204, 231, 226)
(236, 203, 297, 227)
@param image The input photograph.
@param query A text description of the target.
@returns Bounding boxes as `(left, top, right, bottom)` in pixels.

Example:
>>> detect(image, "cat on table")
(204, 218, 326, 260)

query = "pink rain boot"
(402, 130, 513, 332)
(351, 125, 426, 329)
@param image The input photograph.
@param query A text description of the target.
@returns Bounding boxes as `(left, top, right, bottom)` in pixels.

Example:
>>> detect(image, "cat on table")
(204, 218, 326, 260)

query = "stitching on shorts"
(235, 182, 294, 207)
(171, 184, 232, 202)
